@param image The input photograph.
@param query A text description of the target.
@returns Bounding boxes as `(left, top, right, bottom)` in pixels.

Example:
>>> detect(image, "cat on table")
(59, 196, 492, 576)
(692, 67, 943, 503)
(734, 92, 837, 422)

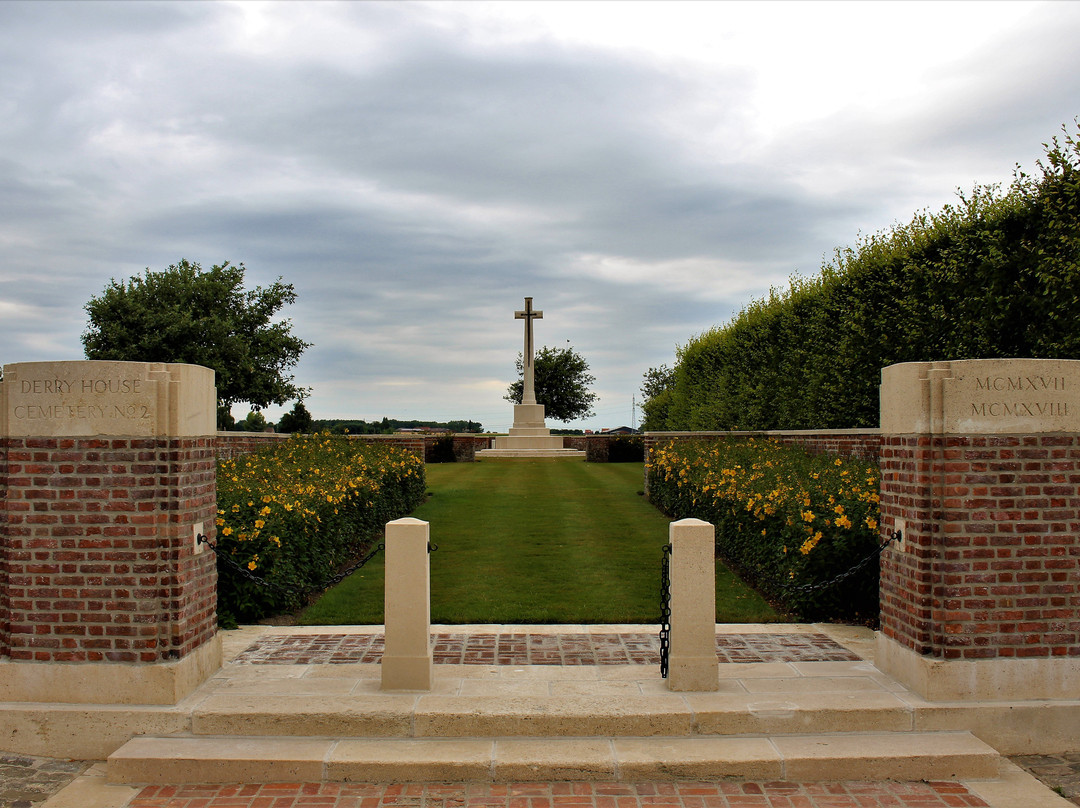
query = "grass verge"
(299, 461, 781, 625)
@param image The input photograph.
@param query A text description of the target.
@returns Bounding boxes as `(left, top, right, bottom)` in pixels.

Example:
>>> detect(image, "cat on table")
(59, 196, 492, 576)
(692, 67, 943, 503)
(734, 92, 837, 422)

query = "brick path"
(232, 633, 860, 666)
(1012, 754, 1080, 806)
(127, 780, 992, 808)
(0, 753, 86, 808)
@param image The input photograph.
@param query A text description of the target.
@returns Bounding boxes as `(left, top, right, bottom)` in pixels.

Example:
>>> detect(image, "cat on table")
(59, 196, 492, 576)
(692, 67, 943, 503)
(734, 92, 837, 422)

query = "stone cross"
(515, 297, 543, 406)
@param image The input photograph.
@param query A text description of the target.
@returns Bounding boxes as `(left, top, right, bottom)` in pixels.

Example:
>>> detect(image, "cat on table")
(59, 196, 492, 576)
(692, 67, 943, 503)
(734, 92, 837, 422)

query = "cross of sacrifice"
(515, 297, 543, 406)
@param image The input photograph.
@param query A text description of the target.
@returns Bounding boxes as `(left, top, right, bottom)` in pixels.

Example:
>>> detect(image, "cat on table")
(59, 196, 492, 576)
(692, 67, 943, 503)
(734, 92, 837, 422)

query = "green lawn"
(299, 461, 781, 625)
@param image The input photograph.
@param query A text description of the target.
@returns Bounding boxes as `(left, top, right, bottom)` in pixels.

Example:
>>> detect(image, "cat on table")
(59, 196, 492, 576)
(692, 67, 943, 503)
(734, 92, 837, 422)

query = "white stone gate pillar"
(666, 517, 719, 691)
(381, 517, 434, 691)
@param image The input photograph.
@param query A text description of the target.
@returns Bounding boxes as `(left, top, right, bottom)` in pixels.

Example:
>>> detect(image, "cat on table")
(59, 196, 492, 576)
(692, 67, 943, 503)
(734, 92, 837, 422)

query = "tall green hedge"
(646, 124, 1080, 431)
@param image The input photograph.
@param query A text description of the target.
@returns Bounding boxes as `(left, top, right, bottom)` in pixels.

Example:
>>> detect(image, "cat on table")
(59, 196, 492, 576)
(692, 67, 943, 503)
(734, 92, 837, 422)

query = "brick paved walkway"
(0, 753, 87, 808)
(127, 780, 992, 808)
(232, 632, 860, 666)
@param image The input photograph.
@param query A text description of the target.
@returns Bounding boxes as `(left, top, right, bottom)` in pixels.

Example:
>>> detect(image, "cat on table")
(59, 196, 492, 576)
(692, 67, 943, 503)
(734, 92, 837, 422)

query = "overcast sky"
(2, 1, 1078, 431)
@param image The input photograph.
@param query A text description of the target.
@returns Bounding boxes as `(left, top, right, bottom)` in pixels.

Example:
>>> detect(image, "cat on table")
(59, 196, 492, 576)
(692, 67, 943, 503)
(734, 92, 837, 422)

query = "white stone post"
(380, 517, 434, 691)
(666, 518, 719, 691)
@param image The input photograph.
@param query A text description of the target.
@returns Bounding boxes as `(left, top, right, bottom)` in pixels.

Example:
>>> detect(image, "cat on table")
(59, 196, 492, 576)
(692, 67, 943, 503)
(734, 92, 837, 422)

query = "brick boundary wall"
(879, 434, 1080, 661)
(643, 430, 882, 488)
(565, 435, 613, 462)
(442, 434, 494, 462)
(0, 436, 217, 663)
(214, 432, 427, 461)
(1, 437, 9, 655)
(217, 432, 659, 463)
(213, 432, 290, 461)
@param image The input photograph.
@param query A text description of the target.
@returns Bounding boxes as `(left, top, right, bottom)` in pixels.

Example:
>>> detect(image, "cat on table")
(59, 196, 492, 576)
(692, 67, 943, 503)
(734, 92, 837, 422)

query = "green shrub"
(214, 433, 426, 622)
(647, 438, 881, 622)
(652, 124, 1080, 430)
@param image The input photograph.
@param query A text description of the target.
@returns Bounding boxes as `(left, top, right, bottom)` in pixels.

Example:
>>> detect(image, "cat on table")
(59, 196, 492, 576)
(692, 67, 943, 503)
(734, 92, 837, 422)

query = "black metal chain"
(197, 534, 396, 598)
(658, 543, 672, 679)
(783, 529, 902, 595)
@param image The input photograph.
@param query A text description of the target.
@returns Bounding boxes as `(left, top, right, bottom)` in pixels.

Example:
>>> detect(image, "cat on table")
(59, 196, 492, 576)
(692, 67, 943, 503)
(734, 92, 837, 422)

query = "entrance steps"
(108, 731, 999, 784)
(101, 633, 1012, 787)
(15, 624, 1080, 791)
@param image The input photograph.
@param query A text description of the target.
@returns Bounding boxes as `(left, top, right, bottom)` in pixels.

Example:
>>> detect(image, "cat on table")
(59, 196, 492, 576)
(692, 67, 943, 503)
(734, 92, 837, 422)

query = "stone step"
(188, 689, 914, 738)
(106, 731, 1001, 785)
(476, 449, 586, 459)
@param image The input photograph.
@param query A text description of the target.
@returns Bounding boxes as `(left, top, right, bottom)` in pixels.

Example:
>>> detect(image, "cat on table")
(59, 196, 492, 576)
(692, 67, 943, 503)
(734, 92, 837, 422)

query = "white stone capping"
(1, 360, 216, 437)
(880, 358, 1080, 434)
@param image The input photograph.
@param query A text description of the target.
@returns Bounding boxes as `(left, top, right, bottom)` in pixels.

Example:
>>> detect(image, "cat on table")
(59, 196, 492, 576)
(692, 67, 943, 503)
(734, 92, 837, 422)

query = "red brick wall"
(879, 434, 1080, 660)
(1, 437, 9, 655)
(644, 430, 881, 465)
(0, 437, 217, 663)
(213, 432, 290, 461)
(214, 432, 426, 461)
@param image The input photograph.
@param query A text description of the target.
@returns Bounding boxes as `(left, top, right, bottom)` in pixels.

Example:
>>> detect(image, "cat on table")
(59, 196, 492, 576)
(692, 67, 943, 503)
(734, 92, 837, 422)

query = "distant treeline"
(312, 418, 484, 434)
(643, 124, 1080, 431)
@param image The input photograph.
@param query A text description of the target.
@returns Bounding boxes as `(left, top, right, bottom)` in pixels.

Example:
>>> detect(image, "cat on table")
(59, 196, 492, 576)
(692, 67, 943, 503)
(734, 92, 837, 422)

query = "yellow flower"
(254, 519, 265, 529)
(799, 531, 823, 555)
(801, 510, 815, 523)
(865, 517, 878, 531)
(836, 514, 853, 529)
(221, 526, 233, 536)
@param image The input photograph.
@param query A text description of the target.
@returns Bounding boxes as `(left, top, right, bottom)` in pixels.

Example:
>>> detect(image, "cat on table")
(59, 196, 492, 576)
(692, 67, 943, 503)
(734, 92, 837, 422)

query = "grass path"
(299, 462, 780, 625)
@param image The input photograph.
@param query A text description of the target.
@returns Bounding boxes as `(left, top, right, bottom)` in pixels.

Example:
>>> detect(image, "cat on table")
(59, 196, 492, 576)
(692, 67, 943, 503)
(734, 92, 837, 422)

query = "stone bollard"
(380, 517, 434, 691)
(666, 518, 719, 691)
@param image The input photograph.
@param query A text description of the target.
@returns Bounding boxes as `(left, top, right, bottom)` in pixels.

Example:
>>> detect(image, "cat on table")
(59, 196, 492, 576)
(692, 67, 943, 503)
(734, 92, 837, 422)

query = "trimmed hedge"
(214, 432, 426, 623)
(647, 438, 881, 622)
(645, 124, 1080, 431)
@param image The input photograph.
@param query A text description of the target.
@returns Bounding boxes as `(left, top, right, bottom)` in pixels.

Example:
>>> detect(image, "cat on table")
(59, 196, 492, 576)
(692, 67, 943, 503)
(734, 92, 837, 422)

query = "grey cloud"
(2, 1, 1075, 425)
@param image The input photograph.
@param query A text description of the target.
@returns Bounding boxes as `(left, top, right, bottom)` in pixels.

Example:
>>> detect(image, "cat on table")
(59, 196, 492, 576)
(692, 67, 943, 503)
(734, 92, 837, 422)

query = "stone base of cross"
(510, 403, 548, 433)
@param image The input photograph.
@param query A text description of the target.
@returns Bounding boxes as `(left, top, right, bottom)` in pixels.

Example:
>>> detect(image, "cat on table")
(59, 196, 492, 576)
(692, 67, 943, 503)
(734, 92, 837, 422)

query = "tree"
(504, 344, 598, 422)
(639, 364, 675, 431)
(82, 260, 310, 428)
(239, 410, 268, 432)
(277, 400, 314, 433)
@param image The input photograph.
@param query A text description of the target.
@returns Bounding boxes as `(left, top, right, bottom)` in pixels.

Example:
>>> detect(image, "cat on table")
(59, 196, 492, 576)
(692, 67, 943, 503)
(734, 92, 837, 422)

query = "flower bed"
(647, 438, 881, 622)
(214, 432, 426, 623)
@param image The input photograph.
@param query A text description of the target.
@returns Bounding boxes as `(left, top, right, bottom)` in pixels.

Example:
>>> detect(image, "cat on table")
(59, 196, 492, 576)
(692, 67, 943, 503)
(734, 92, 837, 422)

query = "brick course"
(214, 432, 427, 461)
(0, 436, 217, 663)
(879, 434, 1080, 660)
(643, 430, 882, 464)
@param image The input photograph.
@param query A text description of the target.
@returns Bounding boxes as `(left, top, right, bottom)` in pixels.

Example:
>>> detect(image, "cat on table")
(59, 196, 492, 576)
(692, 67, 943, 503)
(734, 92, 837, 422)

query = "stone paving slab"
(0, 754, 87, 808)
(232, 632, 859, 666)
(1013, 754, 1080, 806)
(122, 780, 993, 807)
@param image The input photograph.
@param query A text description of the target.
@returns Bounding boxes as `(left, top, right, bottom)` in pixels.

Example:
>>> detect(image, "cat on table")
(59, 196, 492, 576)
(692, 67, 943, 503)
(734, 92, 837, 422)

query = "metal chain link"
(658, 543, 672, 679)
(783, 529, 901, 595)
